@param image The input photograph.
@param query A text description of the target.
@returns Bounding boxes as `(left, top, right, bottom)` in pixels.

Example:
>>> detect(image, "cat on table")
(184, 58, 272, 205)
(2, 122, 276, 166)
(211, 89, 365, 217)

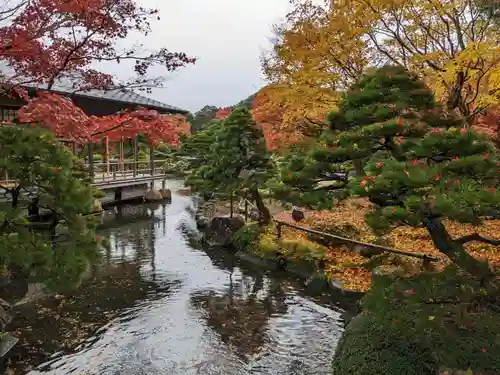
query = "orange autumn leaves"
(274, 199, 500, 292)
(213, 86, 320, 151)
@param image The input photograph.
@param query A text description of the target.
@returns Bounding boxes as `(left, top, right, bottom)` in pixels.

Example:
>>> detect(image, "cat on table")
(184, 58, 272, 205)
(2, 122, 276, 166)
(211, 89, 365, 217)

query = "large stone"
(176, 188, 191, 196)
(0, 333, 18, 357)
(144, 190, 163, 202)
(91, 198, 103, 213)
(248, 207, 260, 221)
(203, 215, 245, 247)
(159, 188, 172, 200)
(195, 214, 209, 228)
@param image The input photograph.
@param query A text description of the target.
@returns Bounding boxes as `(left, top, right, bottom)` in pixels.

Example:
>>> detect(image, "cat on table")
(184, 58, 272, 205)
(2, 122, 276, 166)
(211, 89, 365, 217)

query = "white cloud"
(128, 0, 292, 112)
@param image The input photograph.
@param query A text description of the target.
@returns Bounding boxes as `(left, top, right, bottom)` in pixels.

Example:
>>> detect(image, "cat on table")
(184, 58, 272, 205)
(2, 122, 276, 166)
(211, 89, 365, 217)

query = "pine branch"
(456, 233, 500, 246)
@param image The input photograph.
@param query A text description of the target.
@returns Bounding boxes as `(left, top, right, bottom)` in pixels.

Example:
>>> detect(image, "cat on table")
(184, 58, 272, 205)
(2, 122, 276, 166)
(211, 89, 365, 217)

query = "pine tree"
(186, 108, 273, 223)
(177, 120, 224, 169)
(0, 126, 101, 292)
(278, 66, 500, 279)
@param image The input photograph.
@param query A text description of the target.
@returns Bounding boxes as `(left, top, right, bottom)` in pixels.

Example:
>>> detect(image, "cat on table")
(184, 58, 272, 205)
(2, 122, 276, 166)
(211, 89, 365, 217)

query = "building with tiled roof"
(0, 83, 187, 122)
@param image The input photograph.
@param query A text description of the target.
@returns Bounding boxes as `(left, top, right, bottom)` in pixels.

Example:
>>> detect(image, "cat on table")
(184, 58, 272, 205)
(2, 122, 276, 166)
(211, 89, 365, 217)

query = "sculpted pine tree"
(166, 120, 221, 176)
(186, 108, 272, 223)
(279, 66, 500, 279)
(0, 127, 102, 296)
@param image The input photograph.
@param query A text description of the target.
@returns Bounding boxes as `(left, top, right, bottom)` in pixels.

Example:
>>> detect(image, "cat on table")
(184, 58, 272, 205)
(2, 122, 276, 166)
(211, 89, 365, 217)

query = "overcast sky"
(128, 0, 292, 113)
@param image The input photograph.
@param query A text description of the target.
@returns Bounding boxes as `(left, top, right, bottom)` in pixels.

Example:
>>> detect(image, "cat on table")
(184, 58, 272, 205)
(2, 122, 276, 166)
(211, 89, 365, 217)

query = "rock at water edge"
(159, 189, 172, 200)
(144, 190, 163, 202)
(92, 198, 103, 212)
(203, 215, 245, 247)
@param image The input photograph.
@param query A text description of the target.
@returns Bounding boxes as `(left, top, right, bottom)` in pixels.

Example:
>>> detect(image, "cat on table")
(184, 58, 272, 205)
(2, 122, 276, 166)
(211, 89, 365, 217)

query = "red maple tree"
(0, 0, 195, 92)
(214, 107, 233, 120)
(473, 107, 500, 146)
(211, 101, 293, 151)
(0, 0, 195, 145)
(18, 92, 190, 145)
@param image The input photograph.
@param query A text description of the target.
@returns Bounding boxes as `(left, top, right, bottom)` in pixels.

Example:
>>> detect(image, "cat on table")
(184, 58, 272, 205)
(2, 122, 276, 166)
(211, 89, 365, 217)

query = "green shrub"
(280, 238, 325, 261)
(332, 312, 437, 375)
(332, 266, 500, 374)
(231, 222, 262, 252)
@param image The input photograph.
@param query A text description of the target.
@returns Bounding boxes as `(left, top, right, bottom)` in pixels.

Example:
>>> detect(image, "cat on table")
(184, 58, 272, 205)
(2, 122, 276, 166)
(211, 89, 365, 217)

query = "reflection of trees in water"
(190, 253, 288, 360)
(98, 203, 170, 279)
(6, 203, 178, 374)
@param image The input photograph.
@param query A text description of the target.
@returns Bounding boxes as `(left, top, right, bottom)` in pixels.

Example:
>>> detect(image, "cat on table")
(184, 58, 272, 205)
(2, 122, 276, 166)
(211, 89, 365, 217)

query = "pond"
(7, 180, 356, 375)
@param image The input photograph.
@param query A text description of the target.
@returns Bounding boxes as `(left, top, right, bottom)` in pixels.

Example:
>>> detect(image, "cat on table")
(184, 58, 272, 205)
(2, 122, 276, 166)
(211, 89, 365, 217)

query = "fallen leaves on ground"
(273, 198, 500, 292)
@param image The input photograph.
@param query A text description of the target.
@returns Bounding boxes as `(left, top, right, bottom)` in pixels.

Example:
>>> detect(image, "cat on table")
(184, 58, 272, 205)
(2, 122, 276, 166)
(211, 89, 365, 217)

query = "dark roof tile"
(29, 82, 187, 114)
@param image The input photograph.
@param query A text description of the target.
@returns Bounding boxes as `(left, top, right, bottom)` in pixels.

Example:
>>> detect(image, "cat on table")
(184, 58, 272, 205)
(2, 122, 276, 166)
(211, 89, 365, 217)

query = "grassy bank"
(331, 266, 500, 374)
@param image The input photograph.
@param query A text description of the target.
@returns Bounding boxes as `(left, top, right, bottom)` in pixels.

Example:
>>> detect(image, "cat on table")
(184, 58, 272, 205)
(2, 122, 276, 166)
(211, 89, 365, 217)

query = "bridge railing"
(0, 159, 172, 187)
(86, 159, 170, 182)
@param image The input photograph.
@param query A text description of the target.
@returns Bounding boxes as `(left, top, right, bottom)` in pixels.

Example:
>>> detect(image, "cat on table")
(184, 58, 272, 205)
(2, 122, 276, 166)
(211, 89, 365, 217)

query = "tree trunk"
(353, 159, 365, 176)
(229, 191, 233, 218)
(424, 217, 493, 281)
(250, 188, 271, 225)
(11, 186, 20, 209)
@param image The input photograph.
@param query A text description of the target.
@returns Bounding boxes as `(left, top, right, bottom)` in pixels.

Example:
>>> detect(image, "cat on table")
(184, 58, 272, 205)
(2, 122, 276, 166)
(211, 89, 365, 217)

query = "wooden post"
(119, 137, 124, 176)
(133, 135, 138, 177)
(244, 197, 248, 221)
(87, 143, 94, 181)
(105, 136, 110, 174)
(276, 222, 282, 240)
(149, 144, 154, 176)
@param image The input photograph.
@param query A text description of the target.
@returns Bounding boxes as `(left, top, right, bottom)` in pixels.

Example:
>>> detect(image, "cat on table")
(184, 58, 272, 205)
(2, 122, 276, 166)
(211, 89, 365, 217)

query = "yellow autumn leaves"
(261, 0, 500, 140)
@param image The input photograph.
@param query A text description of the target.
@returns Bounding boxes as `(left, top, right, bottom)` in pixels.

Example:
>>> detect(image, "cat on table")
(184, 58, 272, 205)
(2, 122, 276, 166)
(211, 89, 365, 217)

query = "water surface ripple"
(9, 180, 352, 375)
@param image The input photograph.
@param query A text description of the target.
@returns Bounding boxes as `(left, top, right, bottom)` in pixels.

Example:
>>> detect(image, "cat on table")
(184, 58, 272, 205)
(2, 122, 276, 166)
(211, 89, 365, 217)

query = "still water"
(8, 181, 353, 375)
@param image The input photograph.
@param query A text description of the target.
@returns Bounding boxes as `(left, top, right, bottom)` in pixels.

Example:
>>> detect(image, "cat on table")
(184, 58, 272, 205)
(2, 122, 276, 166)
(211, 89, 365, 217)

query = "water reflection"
(7, 202, 181, 374)
(6, 183, 353, 375)
(191, 268, 288, 360)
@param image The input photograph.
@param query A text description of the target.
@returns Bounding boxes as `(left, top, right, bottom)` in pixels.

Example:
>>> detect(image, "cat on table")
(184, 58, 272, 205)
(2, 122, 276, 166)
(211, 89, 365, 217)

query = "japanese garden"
(0, 0, 499, 374)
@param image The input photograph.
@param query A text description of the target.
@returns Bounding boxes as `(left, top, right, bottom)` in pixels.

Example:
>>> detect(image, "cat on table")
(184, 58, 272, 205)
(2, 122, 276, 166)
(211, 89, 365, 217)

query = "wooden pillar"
(149, 143, 155, 176)
(119, 137, 124, 175)
(87, 143, 94, 181)
(133, 135, 138, 177)
(162, 203, 166, 236)
(105, 137, 110, 174)
(114, 187, 122, 201)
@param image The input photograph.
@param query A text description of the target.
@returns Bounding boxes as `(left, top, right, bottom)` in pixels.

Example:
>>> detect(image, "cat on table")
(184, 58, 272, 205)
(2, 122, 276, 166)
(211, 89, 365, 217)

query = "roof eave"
(24, 86, 189, 115)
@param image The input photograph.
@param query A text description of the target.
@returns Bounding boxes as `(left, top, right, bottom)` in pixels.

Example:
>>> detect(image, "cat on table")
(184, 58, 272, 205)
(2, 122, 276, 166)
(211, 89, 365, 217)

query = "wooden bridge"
(0, 158, 178, 205)
(87, 159, 173, 203)
(89, 159, 170, 187)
